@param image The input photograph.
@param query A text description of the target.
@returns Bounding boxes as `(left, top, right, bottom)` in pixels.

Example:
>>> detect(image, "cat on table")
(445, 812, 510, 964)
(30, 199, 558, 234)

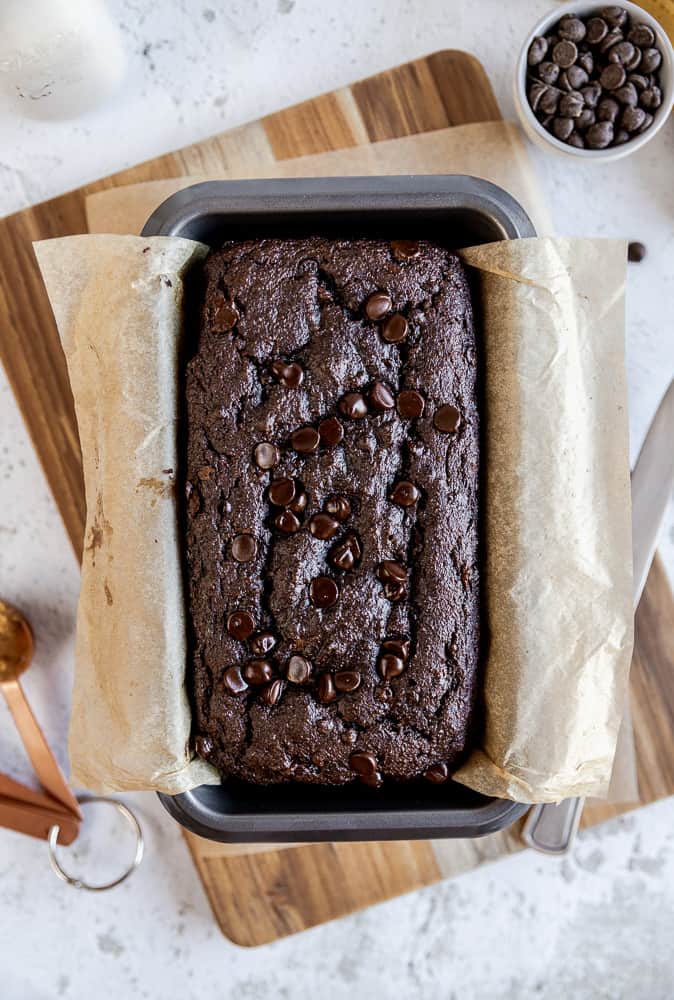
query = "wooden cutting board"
(1, 50, 673, 947)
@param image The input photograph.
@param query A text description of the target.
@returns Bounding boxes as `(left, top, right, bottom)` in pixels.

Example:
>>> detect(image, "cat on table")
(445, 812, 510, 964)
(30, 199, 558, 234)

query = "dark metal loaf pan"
(143, 175, 535, 843)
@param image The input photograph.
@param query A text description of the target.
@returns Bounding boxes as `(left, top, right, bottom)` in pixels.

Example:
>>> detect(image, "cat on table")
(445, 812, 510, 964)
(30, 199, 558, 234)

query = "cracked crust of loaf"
(185, 237, 479, 785)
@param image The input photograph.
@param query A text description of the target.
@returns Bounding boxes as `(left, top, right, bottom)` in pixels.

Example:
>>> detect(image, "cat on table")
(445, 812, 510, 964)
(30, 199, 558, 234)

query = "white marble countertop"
(1, 1, 673, 997)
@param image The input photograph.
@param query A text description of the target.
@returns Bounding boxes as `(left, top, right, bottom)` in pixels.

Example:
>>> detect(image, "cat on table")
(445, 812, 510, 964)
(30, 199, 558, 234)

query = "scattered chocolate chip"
(390, 480, 420, 507)
(378, 560, 407, 584)
(261, 679, 284, 706)
(369, 381, 396, 412)
(552, 116, 575, 141)
(391, 239, 420, 260)
(552, 39, 577, 68)
(223, 666, 248, 694)
(231, 533, 257, 562)
(538, 61, 560, 85)
(621, 104, 646, 131)
(249, 631, 276, 656)
(254, 442, 280, 470)
(289, 490, 307, 514)
(614, 82, 638, 106)
(271, 360, 304, 388)
(378, 654, 405, 680)
(364, 291, 393, 320)
(290, 425, 320, 454)
(318, 416, 344, 446)
(318, 673, 337, 704)
(601, 63, 626, 90)
(597, 96, 620, 122)
(324, 495, 351, 521)
(286, 654, 312, 684)
(628, 23, 655, 48)
(559, 91, 584, 117)
(383, 580, 406, 601)
(227, 610, 255, 641)
(329, 531, 362, 570)
(339, 392, 368, 420)
(360, 770, 383, 788)
(586, 17, 609, 44)
(381, 313, 409, 344)
(640, 47, 662, 73)
(268, 477, 296, 506)
(194, 734, 214, 758)
(424, 762, 449, 784)
(309, 513, 340, 540)
(628, 241, 646, 262)
(640, 86, 662, 109)
(243, 659, 274, 685)
(309, 576, 339, 608)
(434, 403, 462, 432)
(382, 637, 410, 661)
(397, 389, 425, 419)
(274, 510, 301, 534)
(335, 670, 361, 693)
(349, 750, 377, 774)
(586, 120, 614, 147)
(211, 297, 239, 332)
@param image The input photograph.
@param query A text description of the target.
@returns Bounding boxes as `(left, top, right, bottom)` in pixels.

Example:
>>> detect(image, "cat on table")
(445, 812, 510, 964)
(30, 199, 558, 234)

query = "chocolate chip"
(528, 80, 548, 112)
(614, 82, 638, 106)
(597, 96, 620, 121)
(636, 111, 654, 133)
(576, 108, 596, 130)
(318, 416, 344, 446)
(577, 51, 594, 76)
(559, 91, 584, 117)
(249, 631, 276, 656)
(390, 480, 420, 507)
(309, 513, 340, 540)
(581, 81, 602, 108)
(628, 73, 649, 92)
(601, 6, 627, 28)
(289, 490, 307, 514)
(378, 653, 405, 680)
(538, 87, 560, 116)
(329, 531, 362, 570)
(309, 576, 339, 608)
(566, 65, 588, 89)
(275, 510, 301, 534)
(621, 104, 646, 132)
(286, 654, 312, 684)
(609, 40, 634, 64)
(378, 560, 407, 584)
(227, 610, 255, 641)
(601, 63, 626, 90)
(567, 132, 585, 148)
(290, 426, 320, 454)
(552, 39, 577, 68)
(271, 360, 304, 388)
(364, 291, 392, 320)
(640, 47, 662, 73)
(624, 46, 643, 72)
(211, 297, 239, 332)
(391, 239, 420, 260)
(528, 36, 548, 65)
(339, 392, 368, 419)
(628, 241, 646, 262)
(397, 389, 425, 419)
(434, 403, 461, 432)
(628, 23, 655, 47)
(268, 477, 296, 507)
(331, 671, 359, 694)
(360, 770, 383, 788)
(381, 314, 409, 344)
(538, 61, 560, 85)
(383, 581, 406, 601)
(254, 442, 280, 470)
(613, 128, 630, 144)
(231, 533, 257, 562)
(318, 673, 337, 704)
(349, 750, 377, 774)
(586, 17, 608, 44)
(382, 637, 410, 661)
(424, 763, 449, 784)
(194, 734, 214, 758)
(586, 120, 614, 147)
(324, 495, 351, 521)
(365, 383, 395, 416)
(600, 27, 624, 54)
(243, 659, 274, 684)
(261, 679, 284, 706)
(552, 116, 575, 140)
(223, 666, 248, 694)
(559, 15, 586, 42)
(640, 86, 662, 109)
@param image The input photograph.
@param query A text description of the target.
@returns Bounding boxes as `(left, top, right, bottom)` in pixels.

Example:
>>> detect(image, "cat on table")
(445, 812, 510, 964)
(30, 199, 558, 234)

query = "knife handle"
(521, 797, 585, 854)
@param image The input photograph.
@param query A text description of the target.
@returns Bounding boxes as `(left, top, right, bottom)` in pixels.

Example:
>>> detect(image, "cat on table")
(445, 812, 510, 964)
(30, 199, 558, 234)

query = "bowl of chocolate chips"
(515, 2, 673, 158)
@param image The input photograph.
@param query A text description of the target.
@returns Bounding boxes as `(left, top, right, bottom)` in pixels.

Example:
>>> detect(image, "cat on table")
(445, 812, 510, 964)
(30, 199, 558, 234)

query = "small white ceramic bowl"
(514, 1, 674, 160)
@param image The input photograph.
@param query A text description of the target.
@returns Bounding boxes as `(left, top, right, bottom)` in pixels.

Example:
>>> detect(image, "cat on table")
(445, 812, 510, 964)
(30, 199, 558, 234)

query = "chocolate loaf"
(185, 236, 480, 787)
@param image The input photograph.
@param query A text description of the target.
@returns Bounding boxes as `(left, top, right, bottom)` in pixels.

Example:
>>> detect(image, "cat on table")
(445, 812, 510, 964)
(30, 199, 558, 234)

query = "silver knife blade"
(522, 378, 674, 855)
(631, 379, 674, 606)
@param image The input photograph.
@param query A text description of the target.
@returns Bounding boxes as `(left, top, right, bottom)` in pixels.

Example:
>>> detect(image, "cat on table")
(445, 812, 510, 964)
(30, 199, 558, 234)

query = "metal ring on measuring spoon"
(47, 794, 144, 891)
